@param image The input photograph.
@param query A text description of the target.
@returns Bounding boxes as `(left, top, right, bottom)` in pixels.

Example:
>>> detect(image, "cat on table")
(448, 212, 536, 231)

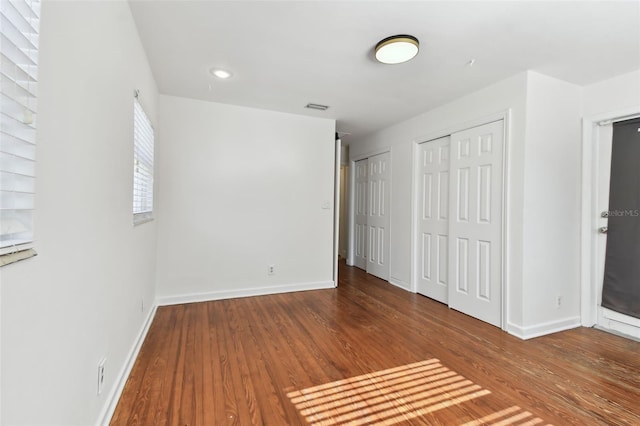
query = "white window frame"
(0, 0, 41, 259)
(132, 94, 154, 225)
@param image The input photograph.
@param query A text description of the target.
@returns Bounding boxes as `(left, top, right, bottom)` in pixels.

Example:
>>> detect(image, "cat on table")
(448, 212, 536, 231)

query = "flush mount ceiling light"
(210, 68, 232, 79)
(375, 35, 419, 64)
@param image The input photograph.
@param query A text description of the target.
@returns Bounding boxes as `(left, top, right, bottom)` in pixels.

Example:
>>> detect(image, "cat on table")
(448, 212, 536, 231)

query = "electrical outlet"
(268, 264, 275, 276)
(97, 358, 106, 395)
(556, 296, 562, 309)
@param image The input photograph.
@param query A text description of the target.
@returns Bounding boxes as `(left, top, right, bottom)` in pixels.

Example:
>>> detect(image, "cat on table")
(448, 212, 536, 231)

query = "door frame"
(580, 106, 640, 328)
(347, 147, 391, 269)
(411, 110, 511, 330)
(333, 137, 341, 287)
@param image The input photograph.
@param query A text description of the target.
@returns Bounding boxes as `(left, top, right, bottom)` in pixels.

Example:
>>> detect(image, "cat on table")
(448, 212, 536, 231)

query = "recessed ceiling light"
(375, 35, 419, 64)
(210, 68, 232, 79)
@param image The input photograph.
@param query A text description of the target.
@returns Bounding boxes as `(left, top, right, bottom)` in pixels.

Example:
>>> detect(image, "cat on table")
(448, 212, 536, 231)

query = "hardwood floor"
(111, 262, 640, 425)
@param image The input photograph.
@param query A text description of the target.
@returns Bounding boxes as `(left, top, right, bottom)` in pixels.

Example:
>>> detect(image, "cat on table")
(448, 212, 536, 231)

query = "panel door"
(366, 152, 391, 280)
(416, 137, 450, 303)
(448, 120, 504, 327)
(354, 158, 368, 270)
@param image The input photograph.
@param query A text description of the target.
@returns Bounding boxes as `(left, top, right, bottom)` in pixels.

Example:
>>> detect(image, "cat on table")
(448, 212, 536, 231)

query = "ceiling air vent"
(305, 103, 329, 111)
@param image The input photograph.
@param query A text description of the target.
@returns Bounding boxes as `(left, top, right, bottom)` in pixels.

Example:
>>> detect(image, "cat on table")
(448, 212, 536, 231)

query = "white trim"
(410, 110, 511, 331)
(597, 113, 640, 126)
(506, 316, 581, 340)
(0, 242, 35, 257)
(351, 146, 391, 163)
(346, 159, 356, 266)
(389, 276, 410, 291)
(410, 140, 419, 293)
(580, 118, 597, 326)
(580, 106, 640, 328)
(385, 148, 393, 282)
(156, 281, 335, 306)
(411, 111, 512, 152)
(598, 308, 640, 341)
(333, 138, 341, 287)
(603, 308, 640, 327)
(501, 110, 512, 333)
(97, 304, 158, 426)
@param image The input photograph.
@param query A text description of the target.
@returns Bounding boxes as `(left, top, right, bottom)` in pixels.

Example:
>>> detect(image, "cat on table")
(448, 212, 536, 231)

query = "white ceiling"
(129, 0, 640, 140)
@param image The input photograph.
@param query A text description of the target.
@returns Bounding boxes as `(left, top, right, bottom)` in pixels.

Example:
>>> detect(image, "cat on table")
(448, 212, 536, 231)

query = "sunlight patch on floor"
(287, 359, 494, 425)
(461, 405, 547, 425)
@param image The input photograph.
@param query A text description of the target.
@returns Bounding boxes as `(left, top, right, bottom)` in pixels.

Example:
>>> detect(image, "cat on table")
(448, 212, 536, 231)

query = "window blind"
(0, 0, 40, 251)
(133, 96, 154, 224)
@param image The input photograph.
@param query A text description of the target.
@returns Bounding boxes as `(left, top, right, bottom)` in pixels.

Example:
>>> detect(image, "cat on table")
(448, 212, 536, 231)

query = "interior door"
(595, 118, 640, 335)
(366, 152, 390, 280)
(602, 118, 640, 318)
(354, 158, 368, 270)
(416, 137, 450, 303)
(448, 120, 503, 327)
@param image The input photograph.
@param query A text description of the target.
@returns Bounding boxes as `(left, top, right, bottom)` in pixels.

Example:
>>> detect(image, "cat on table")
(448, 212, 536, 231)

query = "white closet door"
(354, 158, 368, 270)
(367, 152, 391, 280)
(416, 137, 450, 303)
(448, 120, 504, 327)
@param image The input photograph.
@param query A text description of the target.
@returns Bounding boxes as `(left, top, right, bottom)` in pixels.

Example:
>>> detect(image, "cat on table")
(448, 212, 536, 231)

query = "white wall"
(349, 71, 594, 338)
(520, 72, 583, 334)
(349, 72, 528, 328)
(583, 70, 640, 118)
(155, 95, 336, 303)
(0, 2, 158, 424)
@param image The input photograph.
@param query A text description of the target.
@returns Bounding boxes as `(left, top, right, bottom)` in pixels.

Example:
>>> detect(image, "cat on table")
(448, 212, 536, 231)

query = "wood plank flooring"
(111, 262, 640, 425)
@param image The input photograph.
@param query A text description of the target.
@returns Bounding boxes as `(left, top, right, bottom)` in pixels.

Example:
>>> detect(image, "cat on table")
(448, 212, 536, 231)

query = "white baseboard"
(388, 277, 411, 291)
(97, 304, 158, 426)
(506, 316, 581, 340)
(156, 280, 335, 306)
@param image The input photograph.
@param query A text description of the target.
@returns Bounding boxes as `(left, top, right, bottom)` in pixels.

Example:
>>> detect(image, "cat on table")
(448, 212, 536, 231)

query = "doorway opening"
(582, 110, 640, 340)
